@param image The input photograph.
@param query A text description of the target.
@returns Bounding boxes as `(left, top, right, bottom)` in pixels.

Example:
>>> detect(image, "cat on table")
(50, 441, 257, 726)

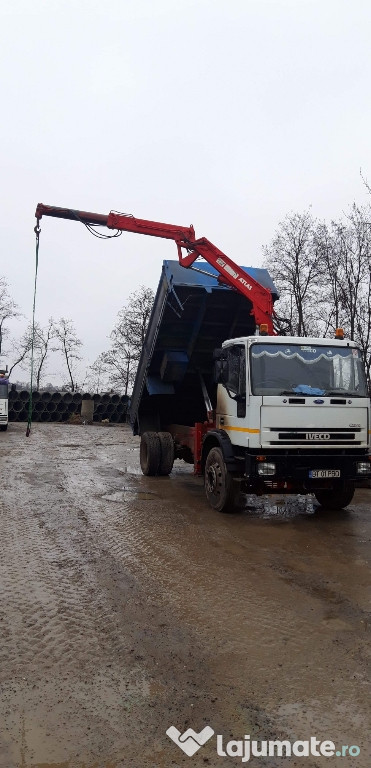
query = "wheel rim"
(206, 459, 223, 501)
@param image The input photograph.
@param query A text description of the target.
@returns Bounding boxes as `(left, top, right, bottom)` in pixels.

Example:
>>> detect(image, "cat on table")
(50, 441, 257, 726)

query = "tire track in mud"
(78, 474, 338, 661)
(69, 442, 370, 765)
(0, 428, 140, 679)
(0, 489, 105, 676)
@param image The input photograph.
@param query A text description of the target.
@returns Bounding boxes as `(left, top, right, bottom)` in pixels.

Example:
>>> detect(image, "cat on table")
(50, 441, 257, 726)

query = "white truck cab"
(204, 335, 370, 511)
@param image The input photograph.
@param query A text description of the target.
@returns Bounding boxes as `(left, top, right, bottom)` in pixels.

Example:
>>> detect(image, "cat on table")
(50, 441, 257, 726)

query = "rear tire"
(158, 432, 174, 475)
(140, 432, 161, 476)
(204, 446, 240, 513)
(314, 481, 355, 510)
(0, 424, 8, 431)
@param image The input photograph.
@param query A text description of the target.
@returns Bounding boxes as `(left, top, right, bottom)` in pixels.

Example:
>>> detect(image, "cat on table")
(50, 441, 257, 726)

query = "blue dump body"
(129, 260, 278, 435)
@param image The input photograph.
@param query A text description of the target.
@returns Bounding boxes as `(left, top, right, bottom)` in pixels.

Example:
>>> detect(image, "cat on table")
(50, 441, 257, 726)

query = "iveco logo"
(305, 433, 330, 440)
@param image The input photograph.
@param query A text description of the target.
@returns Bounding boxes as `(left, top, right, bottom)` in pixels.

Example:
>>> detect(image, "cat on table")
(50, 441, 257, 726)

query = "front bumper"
(245, 449, 371, 487)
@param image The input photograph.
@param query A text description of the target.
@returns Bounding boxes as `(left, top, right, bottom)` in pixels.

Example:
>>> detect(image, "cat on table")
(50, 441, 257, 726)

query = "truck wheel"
(204, 446, 239, 513)
(140, 432, 161, 476)
(314, 481, 355, 510)
(158, 432, 174, 475)
(0, 424, 8, 431)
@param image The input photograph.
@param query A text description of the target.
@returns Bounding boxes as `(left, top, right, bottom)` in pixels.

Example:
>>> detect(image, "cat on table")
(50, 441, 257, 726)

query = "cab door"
(216, 344, 248, 445)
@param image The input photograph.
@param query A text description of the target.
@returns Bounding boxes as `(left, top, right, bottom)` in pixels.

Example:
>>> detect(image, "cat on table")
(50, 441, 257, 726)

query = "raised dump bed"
(129, 260, 278, 435)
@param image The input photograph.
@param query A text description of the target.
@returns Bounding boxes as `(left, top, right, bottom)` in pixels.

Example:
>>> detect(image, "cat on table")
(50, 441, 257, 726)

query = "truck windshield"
(250, 344, 368, 397)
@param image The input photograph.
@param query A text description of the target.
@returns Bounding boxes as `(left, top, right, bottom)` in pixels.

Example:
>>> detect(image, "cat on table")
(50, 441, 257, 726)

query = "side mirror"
(213, 348, 228, 383)
(214, 358, 228, 384)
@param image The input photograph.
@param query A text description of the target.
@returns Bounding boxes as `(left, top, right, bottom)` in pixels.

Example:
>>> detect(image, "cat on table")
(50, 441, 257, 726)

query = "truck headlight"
(257, 462, 276, 476)
(356, 461, 370, 475)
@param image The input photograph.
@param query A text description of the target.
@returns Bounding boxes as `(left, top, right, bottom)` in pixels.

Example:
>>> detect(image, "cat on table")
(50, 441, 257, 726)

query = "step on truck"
(35, 204, 371, 511)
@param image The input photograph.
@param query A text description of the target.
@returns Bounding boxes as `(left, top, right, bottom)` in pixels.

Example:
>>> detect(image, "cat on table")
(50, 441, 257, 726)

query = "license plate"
(309, 469, 340, 478)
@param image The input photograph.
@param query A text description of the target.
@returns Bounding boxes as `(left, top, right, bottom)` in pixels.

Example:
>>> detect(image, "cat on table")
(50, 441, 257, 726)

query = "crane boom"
(35, 203, 274, 332)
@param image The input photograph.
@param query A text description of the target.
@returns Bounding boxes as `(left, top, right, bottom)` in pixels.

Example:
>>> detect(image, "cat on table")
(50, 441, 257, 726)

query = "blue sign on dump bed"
(129, 260, 278, 435)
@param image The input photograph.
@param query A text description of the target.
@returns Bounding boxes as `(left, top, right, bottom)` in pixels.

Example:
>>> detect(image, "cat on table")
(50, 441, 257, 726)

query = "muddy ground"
(0, 423, 369, 768)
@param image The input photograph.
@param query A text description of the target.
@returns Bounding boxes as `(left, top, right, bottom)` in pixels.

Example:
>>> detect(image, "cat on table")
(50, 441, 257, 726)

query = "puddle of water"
(122, 486, 158, 497)
(244, 494, 315, 518)
(103, 489, 159, 502)
(117, 465, 142, 476)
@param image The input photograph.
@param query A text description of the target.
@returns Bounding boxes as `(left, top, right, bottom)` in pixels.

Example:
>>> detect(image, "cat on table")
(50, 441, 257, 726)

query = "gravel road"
(0, 424, 369, 768)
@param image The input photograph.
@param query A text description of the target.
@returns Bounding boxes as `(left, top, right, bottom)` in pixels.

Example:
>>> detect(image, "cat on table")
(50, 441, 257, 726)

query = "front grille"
(269, 427, 360, 445)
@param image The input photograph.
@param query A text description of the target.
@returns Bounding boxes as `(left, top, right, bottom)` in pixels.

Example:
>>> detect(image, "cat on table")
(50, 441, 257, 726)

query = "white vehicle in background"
(0, 366, 9, 431)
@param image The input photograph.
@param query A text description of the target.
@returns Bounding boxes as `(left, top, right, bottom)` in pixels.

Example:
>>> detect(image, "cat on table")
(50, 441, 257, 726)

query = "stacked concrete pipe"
(8, 390, 129, 423)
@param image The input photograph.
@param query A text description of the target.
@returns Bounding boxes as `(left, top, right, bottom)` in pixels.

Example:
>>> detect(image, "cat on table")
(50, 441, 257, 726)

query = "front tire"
(0, 424, 8, 432)
(204, 446, 240, 513)
(314, 481, 355, 510)
(140, 432, 161, 476)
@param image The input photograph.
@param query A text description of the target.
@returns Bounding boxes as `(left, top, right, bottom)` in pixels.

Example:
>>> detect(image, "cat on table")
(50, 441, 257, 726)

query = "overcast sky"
(1, 0, 371, 385)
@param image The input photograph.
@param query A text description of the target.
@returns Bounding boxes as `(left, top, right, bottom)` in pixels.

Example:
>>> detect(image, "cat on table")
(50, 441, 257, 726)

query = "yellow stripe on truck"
(222, 426, 260, 433)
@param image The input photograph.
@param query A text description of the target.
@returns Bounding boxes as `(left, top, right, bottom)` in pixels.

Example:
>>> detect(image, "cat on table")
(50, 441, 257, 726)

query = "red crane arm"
(35, 204, 274, 332)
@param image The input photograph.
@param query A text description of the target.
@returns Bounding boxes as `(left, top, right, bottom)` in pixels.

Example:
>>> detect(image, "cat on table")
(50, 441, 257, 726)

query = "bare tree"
(320, 204, 371, 380)
(101, 337, 137, 395)
(85, 353, 110, 394)
(360, 168, 371, 196)
(33, 318, 56, 391)
(119, 286, 155, 355)
(333, 205, 370, 339)
(355, 286, 371, 382)
(9, 318, 56, 389)
(263, 204, 371, 383)
(314, 221, 342, 334)
(8, 325, 34, 377)
(53, 318, 82, 392)
(0, 277, 20, 355)
(263, 211, 326, 336)
(102, 286, 154, 394)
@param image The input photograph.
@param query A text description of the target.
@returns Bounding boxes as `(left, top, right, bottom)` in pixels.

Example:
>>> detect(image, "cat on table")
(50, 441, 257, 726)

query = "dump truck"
(35, 204, 371, 511)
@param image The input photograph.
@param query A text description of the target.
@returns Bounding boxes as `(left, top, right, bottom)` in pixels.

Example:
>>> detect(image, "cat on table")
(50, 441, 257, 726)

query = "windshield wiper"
(279, 388, 325, 396)
(325, 390, 363, 397)
(279, 388, 364, 397)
